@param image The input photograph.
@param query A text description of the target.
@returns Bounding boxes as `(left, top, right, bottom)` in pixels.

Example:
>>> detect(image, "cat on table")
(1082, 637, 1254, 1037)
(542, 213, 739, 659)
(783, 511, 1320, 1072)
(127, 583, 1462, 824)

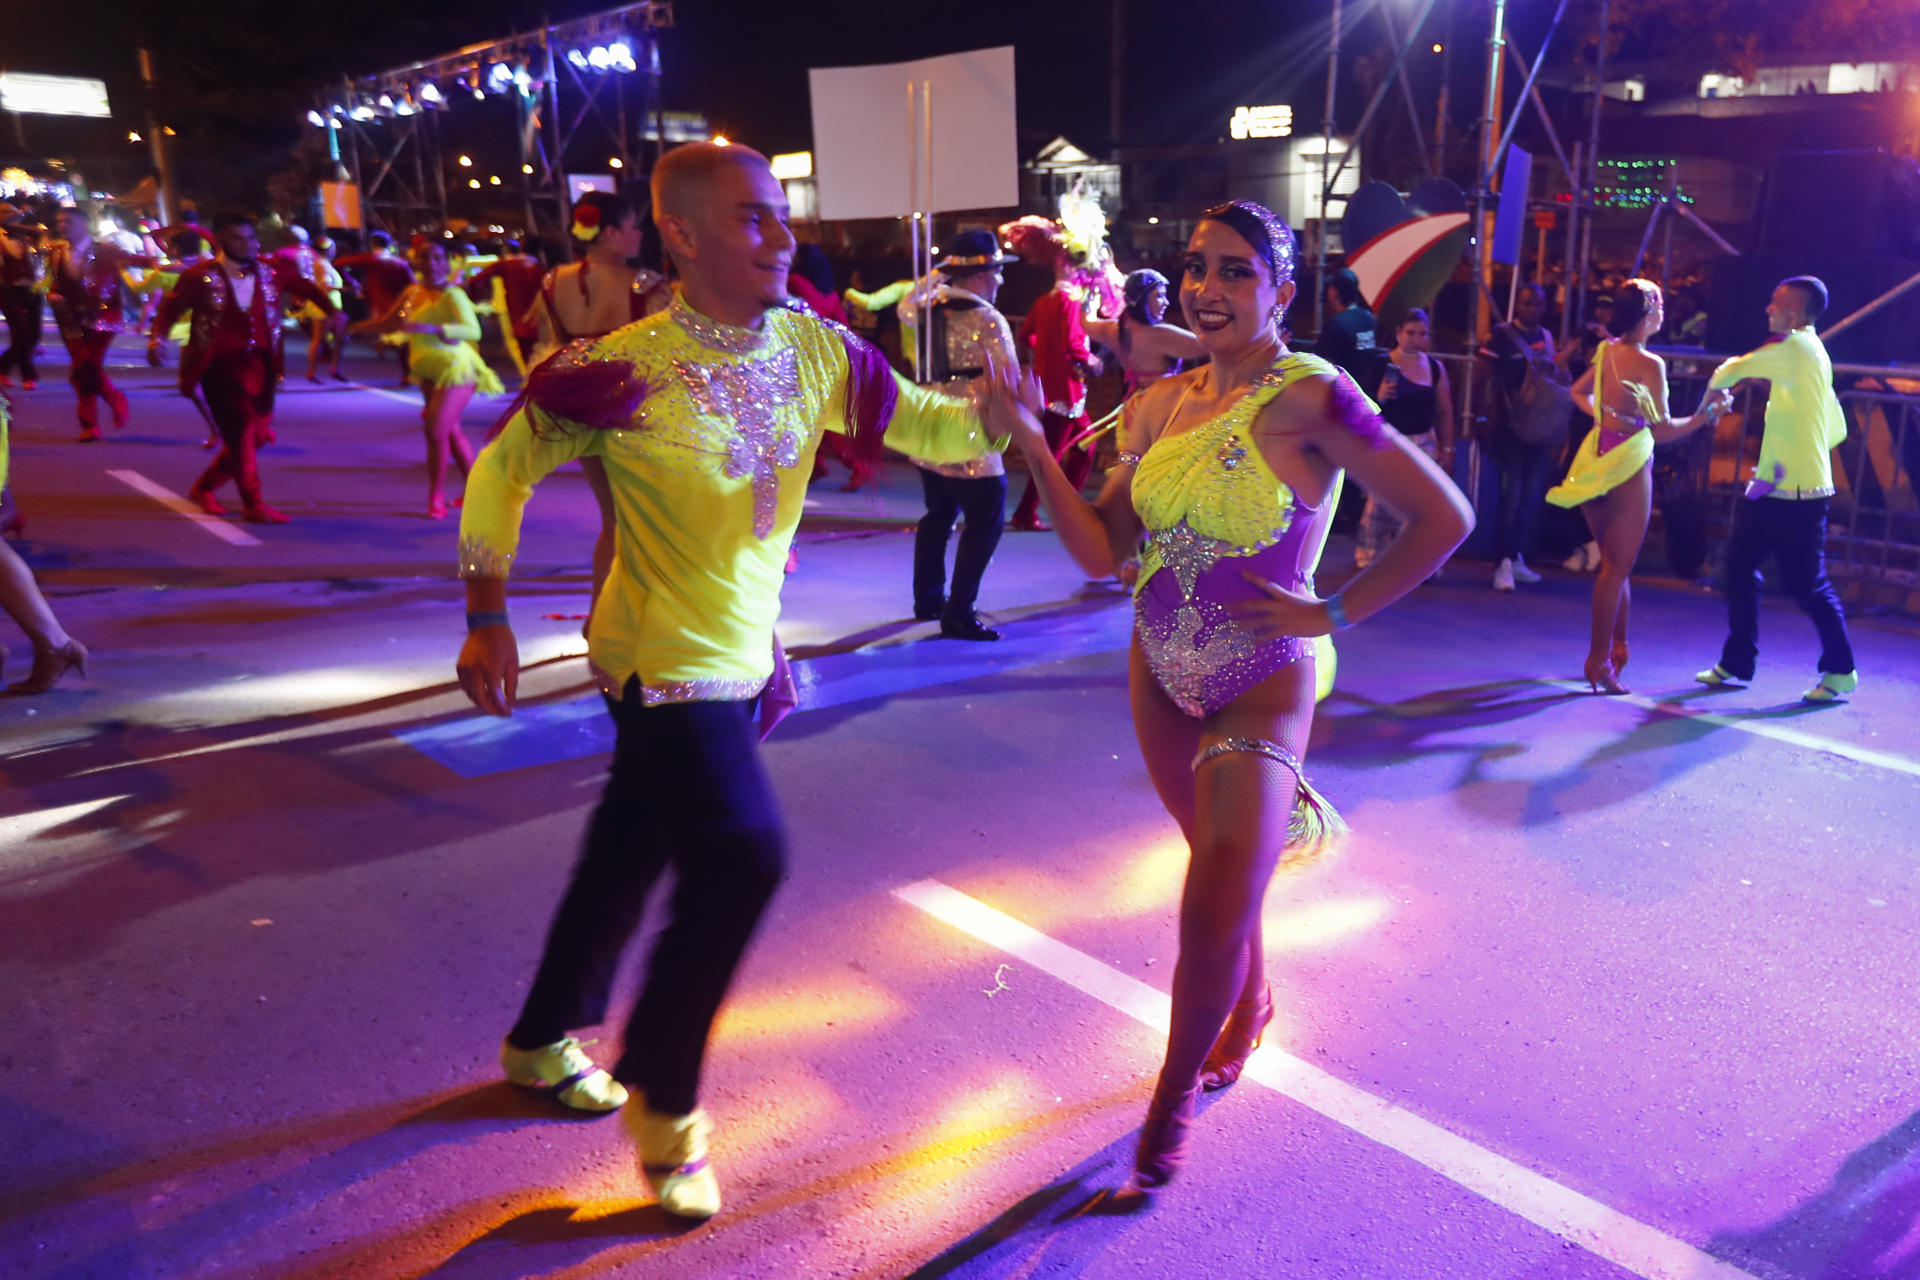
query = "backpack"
(1500, 330, 1571, 446)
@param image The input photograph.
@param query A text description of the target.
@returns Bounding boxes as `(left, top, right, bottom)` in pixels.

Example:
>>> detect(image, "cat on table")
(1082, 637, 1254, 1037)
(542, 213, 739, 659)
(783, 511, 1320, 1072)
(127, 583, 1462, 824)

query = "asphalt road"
(2, 335, 1918, 1280)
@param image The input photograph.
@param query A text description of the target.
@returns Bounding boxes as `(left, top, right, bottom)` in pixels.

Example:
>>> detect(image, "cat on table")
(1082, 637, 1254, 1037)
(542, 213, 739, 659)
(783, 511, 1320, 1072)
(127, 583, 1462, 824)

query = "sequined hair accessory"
(1199, 200, 1297, 288)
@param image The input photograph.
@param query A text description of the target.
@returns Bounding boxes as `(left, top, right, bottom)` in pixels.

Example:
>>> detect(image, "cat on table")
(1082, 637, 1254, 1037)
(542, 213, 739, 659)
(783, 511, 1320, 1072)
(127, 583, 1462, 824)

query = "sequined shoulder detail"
(1131, 385, 1295, 557)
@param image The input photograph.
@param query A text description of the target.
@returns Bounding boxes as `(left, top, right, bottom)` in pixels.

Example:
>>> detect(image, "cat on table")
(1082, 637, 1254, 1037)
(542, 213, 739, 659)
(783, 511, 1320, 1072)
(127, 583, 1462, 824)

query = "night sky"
(7, 0, 1583, 203)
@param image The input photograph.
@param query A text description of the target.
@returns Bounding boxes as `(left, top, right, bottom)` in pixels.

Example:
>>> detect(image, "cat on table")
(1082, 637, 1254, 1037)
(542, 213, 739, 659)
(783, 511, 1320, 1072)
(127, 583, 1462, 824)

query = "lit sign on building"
(0, 72, 112, 119)
(770, 151, 814, 180)
(1229, 104, 1293, 140)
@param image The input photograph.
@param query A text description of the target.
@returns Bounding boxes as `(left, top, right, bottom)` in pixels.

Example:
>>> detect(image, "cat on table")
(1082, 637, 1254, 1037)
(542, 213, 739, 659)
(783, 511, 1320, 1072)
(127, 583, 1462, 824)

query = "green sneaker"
(629, 1105, 722, 1219)
(1802, 670, 1858, 704)
(500, 1036, 629, 1112)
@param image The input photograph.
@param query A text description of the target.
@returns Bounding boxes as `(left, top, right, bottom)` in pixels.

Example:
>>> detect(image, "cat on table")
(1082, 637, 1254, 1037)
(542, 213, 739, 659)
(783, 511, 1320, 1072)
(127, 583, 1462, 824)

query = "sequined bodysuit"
(1130, 355, 1341, 718)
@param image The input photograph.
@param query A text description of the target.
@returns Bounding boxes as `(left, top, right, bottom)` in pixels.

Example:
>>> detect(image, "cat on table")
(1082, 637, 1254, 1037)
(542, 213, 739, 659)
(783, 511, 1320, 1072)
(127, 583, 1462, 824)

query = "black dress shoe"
(940, 613, 1001, 642)
(914, 601, 945, 621)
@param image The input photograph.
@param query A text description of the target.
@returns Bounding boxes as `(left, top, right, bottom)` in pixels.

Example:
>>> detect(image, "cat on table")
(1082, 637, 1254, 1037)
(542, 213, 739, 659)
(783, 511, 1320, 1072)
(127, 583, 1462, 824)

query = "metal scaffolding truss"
(320, 2, 674, 236)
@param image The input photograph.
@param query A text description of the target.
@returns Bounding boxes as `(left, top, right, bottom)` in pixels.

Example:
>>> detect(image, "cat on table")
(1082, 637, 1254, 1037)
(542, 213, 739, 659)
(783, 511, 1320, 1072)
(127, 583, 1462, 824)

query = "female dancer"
(1085, 269, 1204, 397)
(527, 192, 673, 607)
(1356, 308, 1455, 568)
(1545, 279, 1728, 693)
(0, 398, 88, 692)
(358, 240, 503, 518)
(982, 201, 1471, 1202)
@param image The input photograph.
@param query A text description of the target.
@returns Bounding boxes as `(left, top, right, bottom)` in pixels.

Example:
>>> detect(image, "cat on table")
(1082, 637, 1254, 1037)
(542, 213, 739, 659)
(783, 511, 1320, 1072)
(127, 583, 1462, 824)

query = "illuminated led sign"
(0, 73, 112, 118)
(1229, 104, 1293, 140)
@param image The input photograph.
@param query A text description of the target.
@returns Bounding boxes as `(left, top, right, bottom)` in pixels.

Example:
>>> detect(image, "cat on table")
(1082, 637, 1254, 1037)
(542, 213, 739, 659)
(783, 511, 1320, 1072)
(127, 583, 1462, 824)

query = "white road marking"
(894, 879, 1761, 1280)
(106, 469, 261, 547)
(358, 385, 425, 406)
(1543, 679, 1920, 780)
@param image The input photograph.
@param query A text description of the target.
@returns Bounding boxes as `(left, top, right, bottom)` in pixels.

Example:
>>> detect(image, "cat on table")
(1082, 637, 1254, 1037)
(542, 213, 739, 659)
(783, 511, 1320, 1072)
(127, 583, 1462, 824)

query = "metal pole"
(1316, 0, 1340, 340)
(1562, 141, 1581, 343)
(136, 49, 176, 224)
(430, 110, 449, 228)
(653, 36, 668, 168)
(545, 27, 568, 235)
(1109, 0, 1125, 150)
(1481, 0, 1570, 189)
(1434, 1, 1452, 175)
(1471, 0, 1507, 342)
(1575, 0, 1609, 343)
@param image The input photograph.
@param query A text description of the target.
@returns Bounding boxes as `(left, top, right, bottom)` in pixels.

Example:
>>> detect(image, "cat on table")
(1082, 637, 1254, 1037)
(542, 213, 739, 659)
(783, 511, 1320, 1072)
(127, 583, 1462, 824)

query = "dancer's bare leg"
(1130, 647, 1313, 1091)
(424, 387, 450, 518)
(0, 539, 72, 652)
(443, 382, 478, 479)
(1582, 469, 1650, 676)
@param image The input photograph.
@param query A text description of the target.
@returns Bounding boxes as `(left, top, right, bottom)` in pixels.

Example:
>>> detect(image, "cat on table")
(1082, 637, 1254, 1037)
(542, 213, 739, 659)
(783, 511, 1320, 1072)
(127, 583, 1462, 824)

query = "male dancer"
(1000, 216, 1100, 531)
(897, 228, 1020, 640)
(139, 231, 220, 449)
(1697, 276, 1858, 702)
(46, 206, 153, 441)
(336, 230, 416, 384)
(466, 238, 544, 383)
(152, 214, 344, 523)
(456, 142, 1001, 1220)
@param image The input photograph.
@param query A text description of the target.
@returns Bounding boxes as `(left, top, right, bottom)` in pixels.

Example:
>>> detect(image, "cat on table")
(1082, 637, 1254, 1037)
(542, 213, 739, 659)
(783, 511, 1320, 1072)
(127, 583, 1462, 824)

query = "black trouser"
(914, 467, 1007, 619)
(1718, 496, 1855, 680)
(1488, 428, 1557, 562)
(0, 285, 42, 382)
(509, 690, 787, 1115)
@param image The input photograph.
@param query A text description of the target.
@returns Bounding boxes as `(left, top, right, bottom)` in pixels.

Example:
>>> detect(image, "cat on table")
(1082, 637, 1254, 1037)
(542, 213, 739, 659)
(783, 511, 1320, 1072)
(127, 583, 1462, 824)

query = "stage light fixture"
(419, 82, 444, 106)
(469, 178, 481, 189)
(489, 174, 501, 185)
(609, 157, 623, 168)
(349, 103, 376, 121)
(568, 49, 590, 70)
(588, 46, 612, 71)
(307, 110, 326, 127)
(522, 164, 533, 174)
(458, 154, 473, 166)
(608, 42, 636, 72)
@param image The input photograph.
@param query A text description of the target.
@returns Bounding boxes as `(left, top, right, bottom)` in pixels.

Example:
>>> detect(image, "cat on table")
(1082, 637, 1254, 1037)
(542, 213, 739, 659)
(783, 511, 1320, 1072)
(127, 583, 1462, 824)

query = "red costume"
(335, 249, 415, 317)
(46, 238, 153, 439)
(469, 254, 545, 342)
(1010, 284, 1096, 528)
(155, 257, 336, 521)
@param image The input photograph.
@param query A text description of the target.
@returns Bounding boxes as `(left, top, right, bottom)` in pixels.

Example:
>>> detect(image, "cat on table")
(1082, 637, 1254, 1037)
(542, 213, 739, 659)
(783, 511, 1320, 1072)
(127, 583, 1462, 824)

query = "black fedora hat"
(934, 228, 1019, 273)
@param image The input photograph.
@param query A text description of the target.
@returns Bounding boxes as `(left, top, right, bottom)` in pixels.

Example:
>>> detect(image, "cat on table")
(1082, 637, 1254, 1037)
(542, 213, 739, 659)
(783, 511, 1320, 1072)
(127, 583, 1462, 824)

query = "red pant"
(1011, 409, 1093, 527)
(192, 352, 277, 505)
(64, 329, 126, 431)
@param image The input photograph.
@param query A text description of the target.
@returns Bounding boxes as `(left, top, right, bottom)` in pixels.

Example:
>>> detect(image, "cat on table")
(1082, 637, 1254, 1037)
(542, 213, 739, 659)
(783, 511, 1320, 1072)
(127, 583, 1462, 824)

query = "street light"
(469, 178, 481, 189)
(713, 135, 730, 147)
(521, 164, 533, 175)
(609, 157, 623, 169)
(458, 154, 473, 167)
(489, 175, 501, 185)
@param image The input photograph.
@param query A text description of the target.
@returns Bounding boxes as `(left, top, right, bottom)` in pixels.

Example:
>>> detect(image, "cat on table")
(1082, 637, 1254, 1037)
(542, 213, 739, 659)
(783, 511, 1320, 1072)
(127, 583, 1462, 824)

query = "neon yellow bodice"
(1132, 352, 1354, 594)
(459, 300, 998, 703)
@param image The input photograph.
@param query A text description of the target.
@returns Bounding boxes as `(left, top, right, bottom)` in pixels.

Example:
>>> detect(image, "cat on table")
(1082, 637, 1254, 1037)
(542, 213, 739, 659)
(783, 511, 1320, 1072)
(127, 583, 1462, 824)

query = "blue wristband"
(1324, 593, 1352, 631)
(466, 610, 510, 631)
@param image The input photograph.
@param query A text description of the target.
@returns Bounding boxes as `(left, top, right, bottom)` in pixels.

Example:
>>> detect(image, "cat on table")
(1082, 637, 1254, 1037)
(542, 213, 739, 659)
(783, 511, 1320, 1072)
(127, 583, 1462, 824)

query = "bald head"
(651, 142, 772, 223)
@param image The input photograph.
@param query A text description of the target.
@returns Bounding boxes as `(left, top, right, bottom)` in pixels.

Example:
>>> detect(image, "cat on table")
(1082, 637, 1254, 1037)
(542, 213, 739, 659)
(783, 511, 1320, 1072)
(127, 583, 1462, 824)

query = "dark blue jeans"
(510, 688, 787, 1114)
(1718, 496, 1855, 680)
(1489, 428, 1557, 562)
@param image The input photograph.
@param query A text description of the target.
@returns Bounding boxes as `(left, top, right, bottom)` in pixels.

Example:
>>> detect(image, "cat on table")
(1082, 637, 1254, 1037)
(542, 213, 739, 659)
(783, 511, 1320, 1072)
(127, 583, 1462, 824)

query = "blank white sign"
(808, 46, 1018, 221)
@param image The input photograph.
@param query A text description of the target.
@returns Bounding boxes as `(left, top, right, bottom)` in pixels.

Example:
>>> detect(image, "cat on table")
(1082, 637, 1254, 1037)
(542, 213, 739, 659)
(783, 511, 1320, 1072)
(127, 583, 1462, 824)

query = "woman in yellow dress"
(1547, 278, 1729, 693)
(358, 239, 503, 518)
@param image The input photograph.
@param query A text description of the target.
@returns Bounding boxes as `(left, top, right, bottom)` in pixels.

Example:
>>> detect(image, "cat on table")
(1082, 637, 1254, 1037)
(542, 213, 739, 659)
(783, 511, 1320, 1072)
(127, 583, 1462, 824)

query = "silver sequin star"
(673, 349, 804, 539)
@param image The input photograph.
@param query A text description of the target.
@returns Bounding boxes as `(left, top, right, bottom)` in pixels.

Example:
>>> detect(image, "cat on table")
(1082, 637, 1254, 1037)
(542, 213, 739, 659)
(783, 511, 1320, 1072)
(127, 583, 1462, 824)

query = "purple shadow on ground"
(396, 604, 1133, 777)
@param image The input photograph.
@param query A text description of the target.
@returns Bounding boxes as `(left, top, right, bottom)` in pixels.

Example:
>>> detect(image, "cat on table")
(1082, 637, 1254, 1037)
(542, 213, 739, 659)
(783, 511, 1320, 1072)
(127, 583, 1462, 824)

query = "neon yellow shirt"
(1707, 326, 1847, 499)
(459, 298, 1001, 702)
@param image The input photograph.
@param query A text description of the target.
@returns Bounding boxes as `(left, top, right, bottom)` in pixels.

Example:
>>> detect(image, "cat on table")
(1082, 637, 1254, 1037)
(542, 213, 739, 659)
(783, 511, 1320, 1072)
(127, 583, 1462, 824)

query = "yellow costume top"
(1546, 341, 1659, 508)
(459, 297, 1002, 703)
(1707, 326, 1846, 499)
(405, 286, 503, 395)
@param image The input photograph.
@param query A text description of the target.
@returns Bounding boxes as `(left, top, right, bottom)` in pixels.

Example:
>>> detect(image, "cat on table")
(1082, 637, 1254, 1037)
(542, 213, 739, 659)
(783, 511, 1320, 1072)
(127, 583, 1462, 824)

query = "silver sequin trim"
(635, 674, 771, 705)
(672, 347, 805, 539)
(1116, 451, 1142, 467)
(457, 536, 514, 579)
(1192, 736, 1302, 774)
(669, 297, 770, 354)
